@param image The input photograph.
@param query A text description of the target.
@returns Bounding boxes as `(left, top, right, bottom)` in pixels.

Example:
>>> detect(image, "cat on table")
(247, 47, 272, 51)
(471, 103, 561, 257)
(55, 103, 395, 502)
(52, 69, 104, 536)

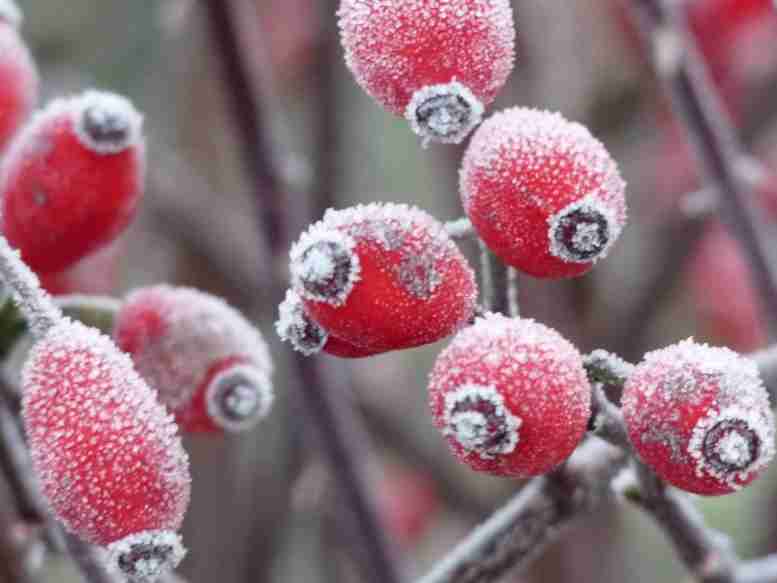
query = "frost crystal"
(443, 384, 521, 459)
(405, 81, 484, 146)
(0, 0, 22, 28)
(205, 363, 274, 432)
(106, 530, 186, 583)
(73, 91, 144, 155)
(275, 289, 328, 356)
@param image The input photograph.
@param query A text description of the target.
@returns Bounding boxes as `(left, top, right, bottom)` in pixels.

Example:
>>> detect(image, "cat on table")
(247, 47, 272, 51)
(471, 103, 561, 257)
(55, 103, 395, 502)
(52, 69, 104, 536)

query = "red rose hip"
(22, 319, 191, 579)
(622, 339, 775, 495)
(0, 90, 144, 273)
(114, 285, 274, 433)
(289, 203, 477, 353)
(428, 313, 591, 477)
(338, 0, 515, 145)
(0, 9, 38, 153)
(460, 107, 627, 278)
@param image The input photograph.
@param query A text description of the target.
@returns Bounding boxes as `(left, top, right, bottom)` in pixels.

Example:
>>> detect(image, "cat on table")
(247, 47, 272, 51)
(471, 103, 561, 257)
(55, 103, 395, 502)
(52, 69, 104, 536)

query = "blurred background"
(6, 0, 777, 581)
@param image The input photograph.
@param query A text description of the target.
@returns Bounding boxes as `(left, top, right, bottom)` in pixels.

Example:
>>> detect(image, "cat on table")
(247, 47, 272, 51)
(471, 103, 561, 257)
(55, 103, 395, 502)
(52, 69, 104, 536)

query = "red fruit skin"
(21, 320, 190, 545)
(0, 24, 37, 154)
(460, 108, 627, 279)
(0, 92, 144, 274)
(292, 203, 477, 353)
(337, 0, 515, 116)
(622, 340, 775, 495)
(688, 223, 767, 352)
(428, 313, 591, 478)
(323, 334, 381, 358)
(114, 285, 273, 433)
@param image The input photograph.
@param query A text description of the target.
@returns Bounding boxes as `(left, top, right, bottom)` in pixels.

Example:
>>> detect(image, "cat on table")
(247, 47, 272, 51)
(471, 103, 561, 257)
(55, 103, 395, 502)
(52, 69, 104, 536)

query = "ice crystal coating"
(290, 230, 360, 307)
(429, 313, 591, 477)
(21, 319, 191, 545)
(0, 25, 38, 153)
(0, 0, 21, 28)
(405, 81, 484, 146)
(337, 0, 515, 119)
(114, 285, 273, 433)
(0, 90, 144, 273)
(106, 530, 186, 583)
(205, 363, 274, 432)
(622, 339, 775, 495)
(442, 384, 521, 459)
(275, 289, 328, 355)
(290, 202, 477, 353)
(73, 91, 143, 155)
(460, 107, 627, 278)
(583, 349, 635, 386)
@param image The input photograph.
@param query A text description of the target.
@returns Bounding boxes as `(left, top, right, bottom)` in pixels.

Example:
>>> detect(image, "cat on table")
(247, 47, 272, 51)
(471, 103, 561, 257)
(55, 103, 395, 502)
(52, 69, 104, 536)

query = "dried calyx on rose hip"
(113, 285, 274, 433)
(0, 90, 144, 274)
(622, 339, 775, 495)
(0, 1, 38, 153)
(428, 313, 591, 477)
(275, 289, 379, 358)
(337, 0, 515, 145)
(289, 202, 477, 354)
(460, 107, 627, 279)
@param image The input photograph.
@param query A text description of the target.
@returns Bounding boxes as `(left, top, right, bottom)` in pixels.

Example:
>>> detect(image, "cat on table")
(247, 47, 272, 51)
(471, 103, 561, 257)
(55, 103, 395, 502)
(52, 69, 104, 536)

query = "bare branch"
(415, 440, 627, 583)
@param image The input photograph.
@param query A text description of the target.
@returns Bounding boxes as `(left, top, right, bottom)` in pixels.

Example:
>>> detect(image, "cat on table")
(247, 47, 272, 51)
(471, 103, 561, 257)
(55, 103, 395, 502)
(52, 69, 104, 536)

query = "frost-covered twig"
(416, 440, 627, 583)
(737, 555, 777, 583)
(506, 268, 519, 318)
(627, 461, 736, 583)
(478, 240, 494, 313)
(625, 0, 777, 336)
(445, 218, 474, 239)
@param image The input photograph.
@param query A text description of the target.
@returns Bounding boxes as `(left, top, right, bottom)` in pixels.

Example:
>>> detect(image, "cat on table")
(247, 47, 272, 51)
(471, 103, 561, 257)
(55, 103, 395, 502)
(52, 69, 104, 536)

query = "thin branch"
(445, 218, 474, 240)
(506, 268, 519, 318)
(415, 440, 627, 583)
(627, 461, 736, 583)
(478, 240, 494, 313)
(625, 0, 777, 337)
(737, 556, 777, 583)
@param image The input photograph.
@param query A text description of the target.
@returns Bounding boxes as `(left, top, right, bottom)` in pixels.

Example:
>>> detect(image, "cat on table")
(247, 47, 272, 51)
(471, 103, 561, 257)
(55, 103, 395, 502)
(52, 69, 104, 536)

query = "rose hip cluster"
(274, 0, 776, 495)
(0, 3, 276, 580)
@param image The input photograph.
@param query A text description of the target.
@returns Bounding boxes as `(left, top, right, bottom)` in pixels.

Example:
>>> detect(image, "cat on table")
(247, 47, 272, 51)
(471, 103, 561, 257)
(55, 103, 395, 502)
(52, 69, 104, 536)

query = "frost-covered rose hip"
(338, 0, 515, 145)
(622, 339, 775, 495)
(428, 313, 591, 477)
(290, 203, 477, 354)
(460, 108, 627, 278)
(0, 7, 38, 153)
(114, 285, 274, 433)
(0, 90, 144, 273)
(275, 289, 379, 358)
(23, 320, 191, 579)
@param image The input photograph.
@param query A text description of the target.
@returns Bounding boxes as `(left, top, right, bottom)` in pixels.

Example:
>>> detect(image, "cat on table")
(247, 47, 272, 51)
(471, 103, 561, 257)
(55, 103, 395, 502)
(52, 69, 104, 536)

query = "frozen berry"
(275, 288, 379, 358)
(0, 90, 144, 273)
(338, 0, 515, 145)
(0, 19, 38, 153)
(290, 203, 477, 353)
(622, 339, 775, 495)
(428, 313, 591, 477)
(22, 319, 190, 578)
(460, 107, 627, 278)
(113, 285, 274, 433)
